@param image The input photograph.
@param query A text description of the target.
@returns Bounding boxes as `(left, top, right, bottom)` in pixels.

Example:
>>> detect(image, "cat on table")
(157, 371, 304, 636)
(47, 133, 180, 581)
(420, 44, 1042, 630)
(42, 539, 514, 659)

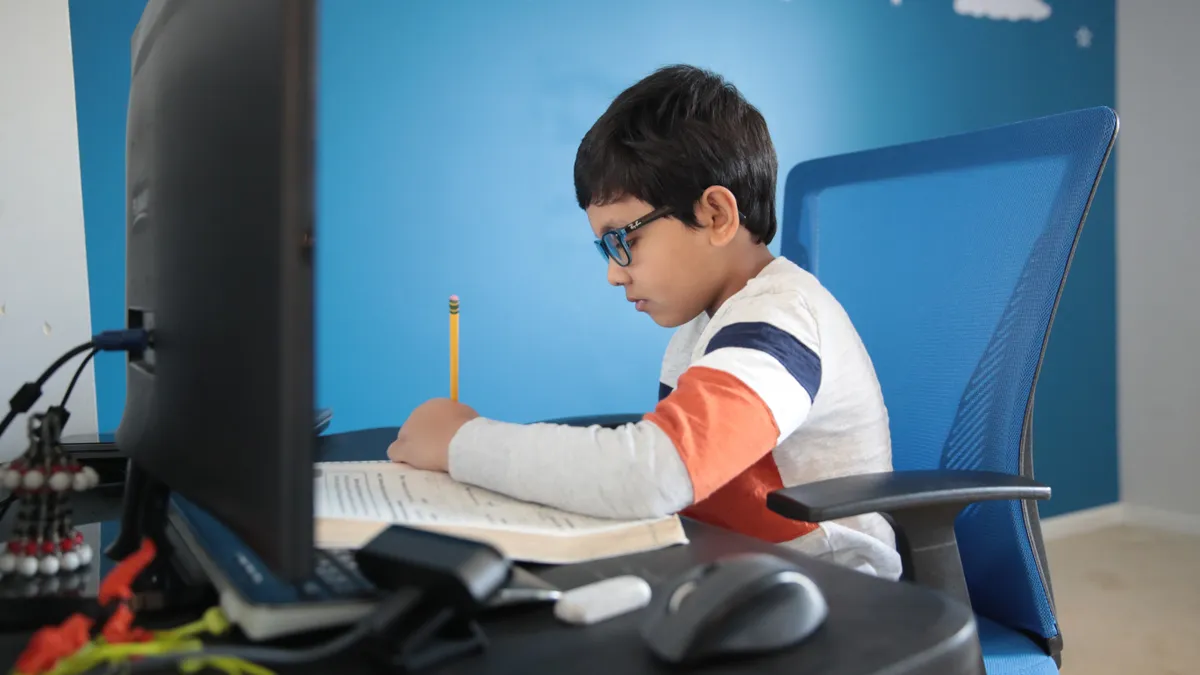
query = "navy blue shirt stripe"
(704, 321, 822, 400)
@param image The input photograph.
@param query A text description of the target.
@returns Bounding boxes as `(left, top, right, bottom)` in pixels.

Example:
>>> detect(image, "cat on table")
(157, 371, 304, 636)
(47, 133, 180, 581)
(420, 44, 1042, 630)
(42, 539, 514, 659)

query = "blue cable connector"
(91, 328, 152, 352)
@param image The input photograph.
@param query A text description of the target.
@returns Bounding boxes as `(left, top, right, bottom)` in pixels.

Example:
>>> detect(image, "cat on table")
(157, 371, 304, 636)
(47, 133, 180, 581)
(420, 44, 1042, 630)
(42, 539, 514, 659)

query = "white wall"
(1117, 0, 1200, 520)
(0, 0, 98, 460)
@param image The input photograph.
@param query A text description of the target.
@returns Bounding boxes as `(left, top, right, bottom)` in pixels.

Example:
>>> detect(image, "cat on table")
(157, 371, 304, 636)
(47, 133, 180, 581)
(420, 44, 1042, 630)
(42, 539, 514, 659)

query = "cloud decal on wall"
(953, 0, 1051, 21)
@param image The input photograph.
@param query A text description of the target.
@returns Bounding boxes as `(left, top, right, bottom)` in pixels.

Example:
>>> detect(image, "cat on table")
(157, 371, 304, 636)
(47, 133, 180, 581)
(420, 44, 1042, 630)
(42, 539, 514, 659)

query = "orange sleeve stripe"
(682, 454, 820, 543)
(643, 366, 780, 502)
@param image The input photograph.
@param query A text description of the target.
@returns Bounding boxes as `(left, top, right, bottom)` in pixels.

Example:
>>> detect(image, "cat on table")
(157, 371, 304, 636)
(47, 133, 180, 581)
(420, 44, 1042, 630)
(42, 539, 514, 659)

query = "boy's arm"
(449, 297, 822, 520)
(448, 416, 694, 520)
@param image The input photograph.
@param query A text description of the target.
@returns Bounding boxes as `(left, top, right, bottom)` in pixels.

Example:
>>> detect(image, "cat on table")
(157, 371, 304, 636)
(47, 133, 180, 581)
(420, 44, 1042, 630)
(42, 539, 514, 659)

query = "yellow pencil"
(449, 295, 460, 401)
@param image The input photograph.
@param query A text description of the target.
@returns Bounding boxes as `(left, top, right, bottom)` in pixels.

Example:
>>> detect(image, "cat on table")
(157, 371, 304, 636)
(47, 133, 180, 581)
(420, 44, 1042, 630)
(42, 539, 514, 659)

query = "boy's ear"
(696, 186, 741, 247)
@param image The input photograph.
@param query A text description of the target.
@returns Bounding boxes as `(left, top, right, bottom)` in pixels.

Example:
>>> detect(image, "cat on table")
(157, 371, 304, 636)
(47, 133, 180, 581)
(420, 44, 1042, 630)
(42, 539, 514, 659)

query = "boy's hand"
(387, 399, 480, 472)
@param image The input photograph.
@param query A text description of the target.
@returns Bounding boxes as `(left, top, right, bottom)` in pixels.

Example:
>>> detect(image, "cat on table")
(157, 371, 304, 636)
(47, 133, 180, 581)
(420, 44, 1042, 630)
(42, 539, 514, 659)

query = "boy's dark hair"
(574, 64, 778, 245)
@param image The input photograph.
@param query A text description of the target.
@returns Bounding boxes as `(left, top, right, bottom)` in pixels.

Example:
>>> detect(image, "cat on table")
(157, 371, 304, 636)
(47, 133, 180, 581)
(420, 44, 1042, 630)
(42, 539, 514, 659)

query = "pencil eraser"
(553, 575, 652, 626)
(449, 294, 459, 302)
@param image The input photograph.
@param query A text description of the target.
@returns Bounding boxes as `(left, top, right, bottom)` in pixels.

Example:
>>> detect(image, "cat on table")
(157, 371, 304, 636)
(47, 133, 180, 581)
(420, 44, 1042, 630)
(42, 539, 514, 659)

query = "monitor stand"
(105, 460, 213, 612)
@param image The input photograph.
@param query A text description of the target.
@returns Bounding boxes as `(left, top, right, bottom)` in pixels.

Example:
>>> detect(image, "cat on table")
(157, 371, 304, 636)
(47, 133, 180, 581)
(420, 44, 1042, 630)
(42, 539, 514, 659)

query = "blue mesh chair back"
(779, 107, 1117, 668)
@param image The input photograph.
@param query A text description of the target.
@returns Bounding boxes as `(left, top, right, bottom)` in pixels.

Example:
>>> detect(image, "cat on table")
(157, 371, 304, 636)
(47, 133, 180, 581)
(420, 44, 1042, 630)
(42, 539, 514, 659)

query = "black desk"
(0, 428, 983, 674)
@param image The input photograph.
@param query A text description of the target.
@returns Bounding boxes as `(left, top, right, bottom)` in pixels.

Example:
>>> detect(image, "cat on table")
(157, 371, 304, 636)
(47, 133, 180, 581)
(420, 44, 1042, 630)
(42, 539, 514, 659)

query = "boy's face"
(587, 197, 719, 328)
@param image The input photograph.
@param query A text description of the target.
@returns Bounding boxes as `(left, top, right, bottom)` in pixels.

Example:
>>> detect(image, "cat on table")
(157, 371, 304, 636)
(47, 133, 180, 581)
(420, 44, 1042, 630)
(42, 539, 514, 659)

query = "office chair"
(549, 106, 1118, 674)
(766, 106, 1116, 674)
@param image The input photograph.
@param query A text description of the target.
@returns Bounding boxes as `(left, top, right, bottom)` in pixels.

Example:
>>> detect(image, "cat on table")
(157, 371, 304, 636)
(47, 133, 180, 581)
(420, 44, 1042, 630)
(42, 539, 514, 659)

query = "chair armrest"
(537, 413, 642, 429)
(767, 469, 1050, 611)
(765, 469, 1050, 522)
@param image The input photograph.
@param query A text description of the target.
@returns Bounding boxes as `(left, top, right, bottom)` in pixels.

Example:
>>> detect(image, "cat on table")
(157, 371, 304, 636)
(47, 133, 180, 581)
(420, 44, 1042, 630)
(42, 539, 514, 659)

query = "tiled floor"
(1045, 525, 1200, 675)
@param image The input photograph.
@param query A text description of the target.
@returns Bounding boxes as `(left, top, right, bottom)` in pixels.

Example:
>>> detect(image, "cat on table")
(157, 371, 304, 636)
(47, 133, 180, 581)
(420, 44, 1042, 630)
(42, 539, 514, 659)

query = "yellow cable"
(40, 638, 204, 675)
(180, 656, 275, 675)
(17, 608, 266, 675)
(41, 638, 274, 675)
(152, 607, 231, 643)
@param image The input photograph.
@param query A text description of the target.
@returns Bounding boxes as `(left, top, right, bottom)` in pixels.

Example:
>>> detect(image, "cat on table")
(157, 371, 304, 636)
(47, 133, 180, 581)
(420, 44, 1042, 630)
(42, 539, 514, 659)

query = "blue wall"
(68, 0, 1116, 517)
(69, 0, 149, 434)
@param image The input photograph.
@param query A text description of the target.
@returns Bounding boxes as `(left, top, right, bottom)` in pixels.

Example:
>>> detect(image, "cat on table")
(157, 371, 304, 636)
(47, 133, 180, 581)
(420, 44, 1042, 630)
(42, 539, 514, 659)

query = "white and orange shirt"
(448, 257, 901, 579)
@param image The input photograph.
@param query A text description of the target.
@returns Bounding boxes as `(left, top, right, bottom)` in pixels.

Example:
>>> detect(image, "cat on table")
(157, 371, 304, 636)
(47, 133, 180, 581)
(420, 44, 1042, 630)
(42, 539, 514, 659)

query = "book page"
(313, 461, 688, 564)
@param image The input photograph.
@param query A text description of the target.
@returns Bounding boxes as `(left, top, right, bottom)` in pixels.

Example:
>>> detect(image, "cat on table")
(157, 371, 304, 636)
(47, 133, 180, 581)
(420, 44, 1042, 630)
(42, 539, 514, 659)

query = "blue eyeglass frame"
(593, 206, 674, 266)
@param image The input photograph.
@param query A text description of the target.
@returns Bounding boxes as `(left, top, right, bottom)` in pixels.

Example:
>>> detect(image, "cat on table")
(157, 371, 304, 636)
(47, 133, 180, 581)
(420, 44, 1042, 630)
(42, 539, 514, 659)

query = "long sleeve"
(646, 292, 823, 502)
(447, 416, 695, 520)
(448, 291, 825, 523)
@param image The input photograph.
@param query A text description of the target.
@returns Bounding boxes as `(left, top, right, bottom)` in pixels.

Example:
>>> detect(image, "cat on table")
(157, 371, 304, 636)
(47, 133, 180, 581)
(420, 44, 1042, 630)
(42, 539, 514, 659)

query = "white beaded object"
(0, 553, 16, 574)
(22, 469, 44, 490)
(2, 469, 21, 490)
(81, 466, 99, 488)
(18, 556, 38, 577)
(48, 470, 72, 492)
(39, 555, 60, 575)
(60, 551, 80, 572)
(72, 472, 90, 492)
(77, 543, 93, 566)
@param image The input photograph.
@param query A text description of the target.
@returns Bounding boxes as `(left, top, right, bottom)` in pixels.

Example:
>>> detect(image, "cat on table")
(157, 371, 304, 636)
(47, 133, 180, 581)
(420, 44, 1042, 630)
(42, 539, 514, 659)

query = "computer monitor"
(116, 0, 318, 582)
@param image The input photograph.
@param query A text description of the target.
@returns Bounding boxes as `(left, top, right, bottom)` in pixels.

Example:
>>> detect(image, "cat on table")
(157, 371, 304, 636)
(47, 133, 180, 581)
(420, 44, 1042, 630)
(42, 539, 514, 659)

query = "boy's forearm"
(447, 417, 694, 520)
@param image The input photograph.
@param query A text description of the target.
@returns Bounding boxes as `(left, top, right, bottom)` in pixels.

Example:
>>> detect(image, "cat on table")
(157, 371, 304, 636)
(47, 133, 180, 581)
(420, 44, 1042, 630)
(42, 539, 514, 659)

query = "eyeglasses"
(593, 206, 673, 267)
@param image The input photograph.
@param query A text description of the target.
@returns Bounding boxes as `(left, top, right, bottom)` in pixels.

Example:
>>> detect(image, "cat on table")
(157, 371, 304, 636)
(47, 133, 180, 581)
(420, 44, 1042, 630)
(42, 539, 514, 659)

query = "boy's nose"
(607, 258, 630, 287)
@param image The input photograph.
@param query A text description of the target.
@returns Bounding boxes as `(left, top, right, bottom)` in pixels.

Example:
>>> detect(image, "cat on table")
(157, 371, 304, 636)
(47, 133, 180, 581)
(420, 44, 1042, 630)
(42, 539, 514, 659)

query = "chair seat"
(978, 615, 1058, 675)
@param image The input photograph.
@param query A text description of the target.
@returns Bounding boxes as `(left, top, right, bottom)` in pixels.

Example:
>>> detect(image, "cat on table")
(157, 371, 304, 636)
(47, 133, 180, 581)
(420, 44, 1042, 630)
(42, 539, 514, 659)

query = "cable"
(0, 410, 15, 445)
(34, 343, 97, 389)
(96, 614, 378, 674)
(60, 350, 98, 409)
(206, 617, 378, 665)
(0, 329, 150, 444)
(94, 590, 426, 674)
(0, 340, 93, 443)
(0, 494, 15, 521)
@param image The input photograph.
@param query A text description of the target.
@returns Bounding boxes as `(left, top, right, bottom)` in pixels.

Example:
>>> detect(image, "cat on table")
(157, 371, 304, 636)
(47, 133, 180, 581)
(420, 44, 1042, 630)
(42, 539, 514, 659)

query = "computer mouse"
(640, 552, 828, 666)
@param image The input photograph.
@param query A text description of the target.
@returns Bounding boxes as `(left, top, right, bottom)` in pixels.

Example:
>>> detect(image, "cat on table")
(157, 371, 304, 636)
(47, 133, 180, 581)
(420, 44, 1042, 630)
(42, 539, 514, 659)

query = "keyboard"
(301, 548, 375, 600)
(167, 496, 560, 641)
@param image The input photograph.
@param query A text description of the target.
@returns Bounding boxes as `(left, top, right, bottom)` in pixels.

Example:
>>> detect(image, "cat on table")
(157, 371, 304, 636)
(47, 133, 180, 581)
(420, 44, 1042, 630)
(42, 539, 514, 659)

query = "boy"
(387, 65, 900, 579)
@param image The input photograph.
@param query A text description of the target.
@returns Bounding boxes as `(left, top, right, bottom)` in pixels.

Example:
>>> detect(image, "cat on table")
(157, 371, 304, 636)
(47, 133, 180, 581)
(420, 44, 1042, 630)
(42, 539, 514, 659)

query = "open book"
(313, 461, 688, 565)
